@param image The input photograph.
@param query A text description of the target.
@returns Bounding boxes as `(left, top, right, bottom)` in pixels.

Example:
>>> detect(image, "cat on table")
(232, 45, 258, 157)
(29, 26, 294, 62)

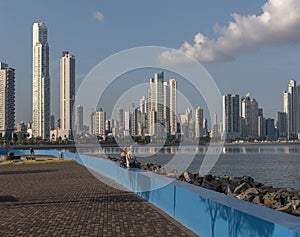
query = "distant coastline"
(1, 141, 300, 150)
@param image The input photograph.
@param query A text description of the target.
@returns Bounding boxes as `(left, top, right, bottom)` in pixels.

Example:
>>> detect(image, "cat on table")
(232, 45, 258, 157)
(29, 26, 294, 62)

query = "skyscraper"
(163, 82, 170, 134)
(147, 72, 165, 137)
(283, 80, 300, 139)
(75, 105, 83, 133)
(92, 108, 106, 135)
(277, 112, 287, 139)
(0, 62, 15, 139)
(195, 106, 203, 138)
(265, 118, 275, 141)
(258, 108, 266, 139)
(60, 51, 75, 137)
(169, 78, 177, 136)
(212, 112, 220, 138)
(32, 22, 50, 139)
(241, 95, 259, 139)
(222, 94, 240, 140)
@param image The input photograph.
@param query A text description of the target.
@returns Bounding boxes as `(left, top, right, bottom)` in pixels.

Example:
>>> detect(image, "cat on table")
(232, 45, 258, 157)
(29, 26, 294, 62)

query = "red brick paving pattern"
(0, 162, 198, 237)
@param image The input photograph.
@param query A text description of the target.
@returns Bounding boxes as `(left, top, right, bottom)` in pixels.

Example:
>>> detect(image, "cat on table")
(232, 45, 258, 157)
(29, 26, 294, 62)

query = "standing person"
(126, 145, 139, 168)
(120, 147, 127, 168)
(30, 148, 34, 155)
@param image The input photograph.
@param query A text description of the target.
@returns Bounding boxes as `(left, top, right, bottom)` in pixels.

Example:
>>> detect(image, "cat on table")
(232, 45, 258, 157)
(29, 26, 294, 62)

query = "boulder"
(234, 182, 250, 195)
(276, 204, 293, 214)
(252, 195, 263, 205)
(183, 171, 194, 183)
(243, 187, 260, 195)
(263, 193, 281, 208)
(193, 176, 203, 186)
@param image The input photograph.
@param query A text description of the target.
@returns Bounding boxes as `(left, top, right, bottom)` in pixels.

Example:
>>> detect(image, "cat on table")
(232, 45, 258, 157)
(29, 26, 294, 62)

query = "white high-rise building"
(60, 51, 75, 137)
(92, 108, 106, 135)
(283, 80, 300, 139)
(147, 72, 164, 137)
(124, 110, 130, 136)
(163, 82, 170, 134)
(32, 22, 50, 139)
(195, 106, 203, 138)
(169, 78, 177, 135)
(0, 62, 15, 139)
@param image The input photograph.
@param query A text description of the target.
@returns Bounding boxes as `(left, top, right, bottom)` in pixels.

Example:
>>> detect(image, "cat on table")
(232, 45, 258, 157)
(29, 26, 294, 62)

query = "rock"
(291, 208, 300, 216)
(234, 182, 250, 195)
(183, 172, 194, 183)
(192, 172, 199, 179)
(263, 193, 281, 208)
(276, 204, 293, 214)
(252, 195, 263, 204)
(243, 188, 260, 195)
(229, 177, 243, 185)
(225, 184, 237, 196)
(203, 174, 214, 182)
(241, 176, 254, 184)
(236, 193, 256, 202)
(193, 176, 203, 186)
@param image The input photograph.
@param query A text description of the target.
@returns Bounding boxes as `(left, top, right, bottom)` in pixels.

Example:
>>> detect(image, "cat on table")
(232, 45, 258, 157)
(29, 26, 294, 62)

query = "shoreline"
(1, 141, 300, 150)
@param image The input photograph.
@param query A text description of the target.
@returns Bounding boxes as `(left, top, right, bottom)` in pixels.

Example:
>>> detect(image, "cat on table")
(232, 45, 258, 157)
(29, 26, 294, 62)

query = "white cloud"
(93, 11, 105, 22)
(159, 0, 300, 65)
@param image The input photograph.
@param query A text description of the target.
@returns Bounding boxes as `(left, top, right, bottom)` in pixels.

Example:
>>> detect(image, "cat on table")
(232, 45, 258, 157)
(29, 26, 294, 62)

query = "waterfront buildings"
(241, 95, 259, 139)
(222, 94, 240, 140)
(265, 118, 275, 140)
(258, 109, 266, 140)
(91, 108, 106, 136)
(75, 105, 84, 134)
(169, 78, 177, 136)
(60, 51, 75, 138)
(195, 106, 203, 138)
(32, 22, 50, 139)
(283, 80, 300, 139)
(277, 112, 287, 139)
(145, 73, 178, 138)
(0, 62, 15, 139)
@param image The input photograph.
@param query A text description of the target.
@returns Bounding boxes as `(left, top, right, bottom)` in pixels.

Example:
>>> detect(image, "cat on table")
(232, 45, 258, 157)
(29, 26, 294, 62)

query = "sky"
(0, 0, 300, 124)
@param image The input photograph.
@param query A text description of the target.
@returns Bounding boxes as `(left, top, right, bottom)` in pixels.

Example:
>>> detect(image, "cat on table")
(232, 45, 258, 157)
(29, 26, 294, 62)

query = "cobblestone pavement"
(0, 161, 198, 237)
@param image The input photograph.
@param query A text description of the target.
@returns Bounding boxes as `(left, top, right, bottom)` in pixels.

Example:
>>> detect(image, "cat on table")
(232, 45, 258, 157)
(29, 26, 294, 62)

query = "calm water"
(76, 144, 300, 190)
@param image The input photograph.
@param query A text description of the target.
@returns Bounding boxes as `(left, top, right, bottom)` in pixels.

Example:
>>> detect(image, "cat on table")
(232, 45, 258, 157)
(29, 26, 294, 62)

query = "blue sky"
(0, 0, 300, 124)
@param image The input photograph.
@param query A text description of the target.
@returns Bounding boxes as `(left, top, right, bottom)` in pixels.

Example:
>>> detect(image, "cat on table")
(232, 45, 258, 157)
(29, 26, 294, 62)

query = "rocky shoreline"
(107, 156, 300, 217)
(138, 161, 300, 217)
(144, 163, 300, 217)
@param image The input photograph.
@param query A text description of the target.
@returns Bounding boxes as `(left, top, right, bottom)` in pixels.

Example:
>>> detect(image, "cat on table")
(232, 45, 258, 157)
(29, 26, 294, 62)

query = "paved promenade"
(0, 161, 198, 237)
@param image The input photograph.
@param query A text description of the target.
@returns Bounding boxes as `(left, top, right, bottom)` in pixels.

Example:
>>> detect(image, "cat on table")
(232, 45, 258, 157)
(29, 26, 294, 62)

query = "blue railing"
(2, 149, 300, 237)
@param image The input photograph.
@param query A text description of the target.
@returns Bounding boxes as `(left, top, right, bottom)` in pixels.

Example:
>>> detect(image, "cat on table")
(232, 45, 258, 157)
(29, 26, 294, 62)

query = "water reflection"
(77, 144, 300, 155)
(200, 197, 275, 237)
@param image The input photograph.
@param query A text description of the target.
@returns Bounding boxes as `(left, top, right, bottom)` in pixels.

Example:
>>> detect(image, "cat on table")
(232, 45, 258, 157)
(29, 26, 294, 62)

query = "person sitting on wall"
(120, 147, 127, 168)
(126, 145, 139, 168)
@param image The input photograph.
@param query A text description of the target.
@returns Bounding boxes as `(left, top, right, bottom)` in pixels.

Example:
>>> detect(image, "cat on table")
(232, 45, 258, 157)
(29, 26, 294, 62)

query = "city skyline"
(0, 1, 300, 123)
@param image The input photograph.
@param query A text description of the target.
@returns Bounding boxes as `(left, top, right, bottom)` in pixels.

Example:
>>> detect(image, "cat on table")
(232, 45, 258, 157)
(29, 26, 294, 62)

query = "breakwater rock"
(138, 162, 300, 217)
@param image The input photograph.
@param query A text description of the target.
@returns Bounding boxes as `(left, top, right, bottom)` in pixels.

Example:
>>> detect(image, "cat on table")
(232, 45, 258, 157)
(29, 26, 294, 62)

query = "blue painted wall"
(3, 150, 300, 237)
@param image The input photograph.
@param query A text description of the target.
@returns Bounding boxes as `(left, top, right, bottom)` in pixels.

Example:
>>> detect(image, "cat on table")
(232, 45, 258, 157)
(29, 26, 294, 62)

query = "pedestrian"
(119, 147, 127, 168)
(30, 148, 34, 155)
(126, 145, 139, 168)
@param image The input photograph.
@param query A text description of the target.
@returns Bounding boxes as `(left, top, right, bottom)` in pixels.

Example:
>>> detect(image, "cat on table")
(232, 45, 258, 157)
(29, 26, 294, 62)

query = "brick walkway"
(0, 161, 198, 237)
